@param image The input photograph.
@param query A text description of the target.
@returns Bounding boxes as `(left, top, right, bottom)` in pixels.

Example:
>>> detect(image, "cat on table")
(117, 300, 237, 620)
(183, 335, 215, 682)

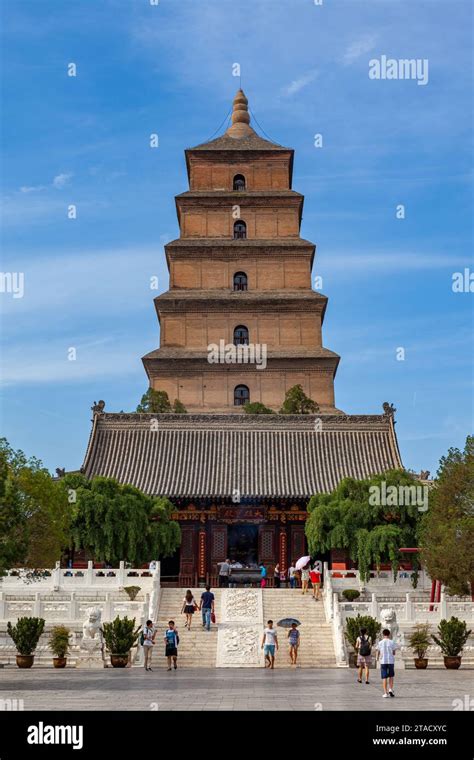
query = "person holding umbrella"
(295, 555, 311, 595)
(287, 622, 300, 665)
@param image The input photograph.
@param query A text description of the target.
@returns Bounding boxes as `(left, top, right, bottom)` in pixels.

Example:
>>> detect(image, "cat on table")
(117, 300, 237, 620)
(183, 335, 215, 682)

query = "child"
(164, 620, 179, 671)
(287, 623, 300, 665)
(261, 619, 278, 668)
(376, 628, 399, 697)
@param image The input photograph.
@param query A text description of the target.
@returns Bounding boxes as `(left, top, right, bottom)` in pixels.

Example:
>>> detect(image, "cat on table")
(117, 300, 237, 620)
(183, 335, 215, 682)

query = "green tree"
(280, 384, 319, 414)
(137, 388, 172, 413)
(243, 402, 275, 415)
(172, 399, 187, 414)
(0, 439, 70, 572)
(419, 436, 474, 596)
(62, 474, 180, 565)
(305, 469, 422, 581)
(137, 389, 187, 414)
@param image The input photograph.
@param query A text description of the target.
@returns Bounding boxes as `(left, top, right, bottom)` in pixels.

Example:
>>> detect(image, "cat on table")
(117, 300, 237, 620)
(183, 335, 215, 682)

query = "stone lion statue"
(82, 607, 102, 640)
(380, 608, 400, 643)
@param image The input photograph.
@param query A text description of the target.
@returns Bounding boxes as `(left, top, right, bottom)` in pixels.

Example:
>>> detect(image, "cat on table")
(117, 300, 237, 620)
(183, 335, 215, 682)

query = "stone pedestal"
(75, 638, 105, 669)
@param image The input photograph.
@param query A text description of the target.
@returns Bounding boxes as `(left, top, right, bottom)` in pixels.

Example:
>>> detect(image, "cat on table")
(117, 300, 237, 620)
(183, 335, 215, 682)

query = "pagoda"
(142, 90, 340, 413)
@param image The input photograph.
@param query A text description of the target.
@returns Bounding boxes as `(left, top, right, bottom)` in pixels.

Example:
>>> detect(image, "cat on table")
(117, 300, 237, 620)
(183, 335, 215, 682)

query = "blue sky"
(1, 0, 472, 477)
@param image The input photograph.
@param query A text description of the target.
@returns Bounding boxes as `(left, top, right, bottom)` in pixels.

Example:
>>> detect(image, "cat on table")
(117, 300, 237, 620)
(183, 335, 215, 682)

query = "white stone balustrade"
(0, 561, 161, 624)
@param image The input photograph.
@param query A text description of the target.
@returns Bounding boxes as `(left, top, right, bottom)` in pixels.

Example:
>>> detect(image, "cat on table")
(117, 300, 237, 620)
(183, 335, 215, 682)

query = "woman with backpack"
(355, 626, 372, 684)
(181, 589, 198, 630)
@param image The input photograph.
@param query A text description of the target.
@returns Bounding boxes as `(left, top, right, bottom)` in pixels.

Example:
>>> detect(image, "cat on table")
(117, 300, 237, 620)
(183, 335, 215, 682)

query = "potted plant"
(342, 589, 360, 602)
(7, 617, 45, 668)
(345, 615, 381, 668)
(432, 617, 472, 669)
(49, 625, 70, 668)
(408, 623, 431, 669)
(123, 585, 141, 601)
(102, 616, 140, 668)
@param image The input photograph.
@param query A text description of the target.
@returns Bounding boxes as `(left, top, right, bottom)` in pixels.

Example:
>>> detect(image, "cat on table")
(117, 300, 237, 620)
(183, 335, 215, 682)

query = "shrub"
(7, 617, 45, 655)
(49, 625, 70, 658)
(345, 615, 381, 649)
(432, 617, 472, 657)
(342, 589, 360, 602)
(101, 616, 140, 656)
(408, 623, 431, 659)
(243, 402, 275, 415)
(123, 586, 141, 601)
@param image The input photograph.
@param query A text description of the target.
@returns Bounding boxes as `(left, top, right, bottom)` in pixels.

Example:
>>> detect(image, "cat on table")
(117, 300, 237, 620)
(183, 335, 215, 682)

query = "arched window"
(234, 384, 250, 406)
(233, 174, 246, 191)
(233, 220, 247, 239)
(233, 272, 248, 291)
(233, 325, 249, 345)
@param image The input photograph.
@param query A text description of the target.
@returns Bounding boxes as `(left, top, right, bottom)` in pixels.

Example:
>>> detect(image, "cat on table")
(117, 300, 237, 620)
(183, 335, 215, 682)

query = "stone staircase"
(262, 589, 337, 668)
(154, 588, 221, 668)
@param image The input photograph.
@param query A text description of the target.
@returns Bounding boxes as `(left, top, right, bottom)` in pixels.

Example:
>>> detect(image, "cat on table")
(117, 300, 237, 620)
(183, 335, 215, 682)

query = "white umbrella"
(295, 556, 311, 571)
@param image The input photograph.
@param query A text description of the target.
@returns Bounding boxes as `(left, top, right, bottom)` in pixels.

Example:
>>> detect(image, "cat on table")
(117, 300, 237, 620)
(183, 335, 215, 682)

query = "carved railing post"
(86, 561, 94, 587)
(118, 561, 126, 588)
(52, 560, 61, 592)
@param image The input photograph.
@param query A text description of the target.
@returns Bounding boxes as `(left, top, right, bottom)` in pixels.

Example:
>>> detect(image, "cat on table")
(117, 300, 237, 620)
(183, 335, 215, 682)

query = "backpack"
(359, 635, 371, 656)
(140, 625, 151, 646)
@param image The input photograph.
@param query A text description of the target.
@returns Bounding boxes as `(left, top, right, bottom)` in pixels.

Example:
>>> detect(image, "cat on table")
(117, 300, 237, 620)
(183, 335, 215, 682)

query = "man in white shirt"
(261, 619, 279, 669)
(376, 628, 400, 697)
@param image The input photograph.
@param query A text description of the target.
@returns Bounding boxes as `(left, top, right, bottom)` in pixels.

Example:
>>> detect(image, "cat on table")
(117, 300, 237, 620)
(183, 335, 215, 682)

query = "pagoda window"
(233, 325, 249, 345)
(233, 220, 247, 239)
(233, 272, 248, 291)
(234, 384, 250, 406)
(233, 174, 246, 191)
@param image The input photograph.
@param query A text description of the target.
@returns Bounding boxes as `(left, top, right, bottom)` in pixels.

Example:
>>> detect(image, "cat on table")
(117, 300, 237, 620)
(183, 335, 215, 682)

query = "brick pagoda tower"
(142, 89, 341, 413)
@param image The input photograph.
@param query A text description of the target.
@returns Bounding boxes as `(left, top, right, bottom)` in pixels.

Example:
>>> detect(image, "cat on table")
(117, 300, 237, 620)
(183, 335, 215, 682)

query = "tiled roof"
(188, 133, 291, 152)
(82, 413, 402, 499)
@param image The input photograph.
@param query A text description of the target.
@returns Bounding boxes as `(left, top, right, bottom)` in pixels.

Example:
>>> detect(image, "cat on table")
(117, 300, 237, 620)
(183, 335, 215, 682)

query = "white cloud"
(0, 336, 143, 385)
(53, 172, 73, 189)
(20, 185, 47, 194)
(320, 251, 470, 273)
(342, 35, 377, 65)
(281, 70, 319, 97)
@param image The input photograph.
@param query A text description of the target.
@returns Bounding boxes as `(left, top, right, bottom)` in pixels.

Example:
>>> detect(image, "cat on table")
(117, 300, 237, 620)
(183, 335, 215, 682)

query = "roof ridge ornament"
(91, 400, 105, 414)
(382, 401, 396, 419)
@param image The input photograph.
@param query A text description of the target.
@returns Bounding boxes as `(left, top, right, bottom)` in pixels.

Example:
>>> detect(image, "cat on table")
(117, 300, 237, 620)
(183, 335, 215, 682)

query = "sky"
(0, 0, 472, 477)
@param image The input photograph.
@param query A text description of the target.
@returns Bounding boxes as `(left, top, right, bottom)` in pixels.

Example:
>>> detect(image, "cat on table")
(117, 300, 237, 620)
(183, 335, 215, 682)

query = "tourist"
(259, 562, 267, 588)
(287, 622, 300, 665)
(181, 588, 198, 630)
(261, 619, 278, 668)
(288, 562, 297, 589)
(142, 618, 156, 672)
(199, 584, 215, 631)
(217, 558, 231, 587)
(376, 628, 399, 697)
(301, 564, 310, 595)
(310, 565, 321, 600)
(355, 627, 372, 684)
(273, 562, 280, 588)
(164, 620, 179, 671)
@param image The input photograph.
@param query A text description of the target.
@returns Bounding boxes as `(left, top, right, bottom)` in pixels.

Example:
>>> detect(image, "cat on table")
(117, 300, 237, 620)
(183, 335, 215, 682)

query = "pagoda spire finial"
(226, 89, 256, 139)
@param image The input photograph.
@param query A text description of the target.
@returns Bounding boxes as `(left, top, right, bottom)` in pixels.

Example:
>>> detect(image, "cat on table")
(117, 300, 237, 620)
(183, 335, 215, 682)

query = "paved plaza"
(0, 667, 472, 711)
